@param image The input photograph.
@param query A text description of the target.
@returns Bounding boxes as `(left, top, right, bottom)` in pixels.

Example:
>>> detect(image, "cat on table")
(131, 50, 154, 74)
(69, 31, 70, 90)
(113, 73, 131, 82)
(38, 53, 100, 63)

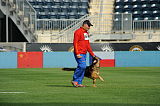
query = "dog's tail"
(98, 75, 104, 81)
(62, 68, 75, 71)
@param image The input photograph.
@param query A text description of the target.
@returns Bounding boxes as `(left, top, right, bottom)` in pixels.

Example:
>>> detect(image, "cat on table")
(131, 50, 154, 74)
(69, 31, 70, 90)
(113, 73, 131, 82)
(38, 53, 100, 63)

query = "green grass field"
(0, 67, 160, 106)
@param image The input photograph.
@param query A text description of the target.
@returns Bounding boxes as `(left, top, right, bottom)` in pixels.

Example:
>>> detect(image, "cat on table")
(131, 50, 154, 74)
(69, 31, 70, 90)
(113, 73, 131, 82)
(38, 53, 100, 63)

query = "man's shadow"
(46, 85, 73, 88)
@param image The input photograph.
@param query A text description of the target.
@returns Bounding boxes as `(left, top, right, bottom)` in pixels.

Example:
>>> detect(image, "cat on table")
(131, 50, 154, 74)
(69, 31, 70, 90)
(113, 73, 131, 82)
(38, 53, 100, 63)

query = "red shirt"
(73, 27, 95, 57)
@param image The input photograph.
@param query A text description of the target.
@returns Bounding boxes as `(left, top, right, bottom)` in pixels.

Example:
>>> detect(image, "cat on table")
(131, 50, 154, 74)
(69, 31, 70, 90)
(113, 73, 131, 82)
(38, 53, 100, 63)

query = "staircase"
(51, 14, 90, 43)
(89, 0, 115, 33)
(0, 0, 37, 42)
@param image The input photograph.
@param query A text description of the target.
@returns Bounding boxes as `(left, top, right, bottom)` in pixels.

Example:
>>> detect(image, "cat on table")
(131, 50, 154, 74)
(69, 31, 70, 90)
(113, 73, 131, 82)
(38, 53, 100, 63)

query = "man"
(71, 20, 95, 87)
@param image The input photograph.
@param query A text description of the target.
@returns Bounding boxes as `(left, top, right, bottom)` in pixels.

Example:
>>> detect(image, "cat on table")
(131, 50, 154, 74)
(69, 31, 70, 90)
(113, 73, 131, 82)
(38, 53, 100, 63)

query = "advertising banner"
(26, 42, 160, 52)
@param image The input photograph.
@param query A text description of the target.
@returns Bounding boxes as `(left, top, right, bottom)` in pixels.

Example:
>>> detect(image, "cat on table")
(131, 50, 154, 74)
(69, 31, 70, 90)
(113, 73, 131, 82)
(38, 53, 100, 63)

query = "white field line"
(0, 92, 26, 94)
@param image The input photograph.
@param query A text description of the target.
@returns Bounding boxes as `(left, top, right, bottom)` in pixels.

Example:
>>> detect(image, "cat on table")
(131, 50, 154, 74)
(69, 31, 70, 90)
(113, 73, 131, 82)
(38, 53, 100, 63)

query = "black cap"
(83, 20, 93, 26)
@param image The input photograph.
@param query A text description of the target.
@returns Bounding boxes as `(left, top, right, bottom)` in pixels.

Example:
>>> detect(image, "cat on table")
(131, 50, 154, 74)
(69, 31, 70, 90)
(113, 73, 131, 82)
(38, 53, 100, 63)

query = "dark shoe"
(71, 81, 78, 87)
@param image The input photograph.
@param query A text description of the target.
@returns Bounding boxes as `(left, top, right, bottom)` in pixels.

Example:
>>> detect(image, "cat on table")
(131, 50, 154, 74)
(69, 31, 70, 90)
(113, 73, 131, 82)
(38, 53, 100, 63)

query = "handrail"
(58, 14, 90, 34)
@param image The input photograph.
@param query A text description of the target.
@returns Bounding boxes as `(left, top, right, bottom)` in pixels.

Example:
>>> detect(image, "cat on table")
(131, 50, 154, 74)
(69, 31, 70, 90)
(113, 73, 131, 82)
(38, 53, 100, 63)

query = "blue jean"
(73, 54, 86, 84)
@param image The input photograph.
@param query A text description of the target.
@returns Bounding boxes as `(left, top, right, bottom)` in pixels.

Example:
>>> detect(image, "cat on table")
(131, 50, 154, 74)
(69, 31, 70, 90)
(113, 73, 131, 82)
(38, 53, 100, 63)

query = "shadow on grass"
(46, 85, 73, 87)
(0, 103, 159, 106)
(46, 85, 90, 88)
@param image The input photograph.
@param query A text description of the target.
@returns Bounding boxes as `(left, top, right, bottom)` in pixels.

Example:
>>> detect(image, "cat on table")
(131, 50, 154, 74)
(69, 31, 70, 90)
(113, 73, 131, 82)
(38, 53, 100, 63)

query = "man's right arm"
(73, 31, 82, 58)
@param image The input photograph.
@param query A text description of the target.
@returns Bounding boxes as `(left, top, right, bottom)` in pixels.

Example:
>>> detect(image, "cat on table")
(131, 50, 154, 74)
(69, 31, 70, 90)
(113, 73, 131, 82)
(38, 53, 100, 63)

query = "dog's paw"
(92, 84, 97, 87)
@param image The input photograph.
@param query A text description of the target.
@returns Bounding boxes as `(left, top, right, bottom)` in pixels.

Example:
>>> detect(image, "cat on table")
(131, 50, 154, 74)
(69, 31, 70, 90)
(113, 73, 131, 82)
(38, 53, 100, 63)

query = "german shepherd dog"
(63, 56, 104, 87)
(85, 56, 104, 87)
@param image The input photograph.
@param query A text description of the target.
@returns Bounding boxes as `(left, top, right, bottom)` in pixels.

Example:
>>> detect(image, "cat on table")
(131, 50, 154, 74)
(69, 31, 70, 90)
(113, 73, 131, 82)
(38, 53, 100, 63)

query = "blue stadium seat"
(78, 11, 87, 18)
(151, 3, 160, 9)
(49, 12, 58, 19)
(144, 16, 154, 20)
(71, 0, 81, 6)
(37, 0, 45, 6)
(132, 0, 141, 5)
(114, 8, 123, 14)
(124, 10, 132, 14)
(53, 0, 63, 6)
(115, 0, 124, 6)
(143, 10, 152, 16)
(44, 0, 54, 6)
(154, 16, 160, 20)
(61, 6, 69, 13)
(68, 12, 78, 19)
(150, 0, 159, 3)
(59, 13, 68, 19)
(51, 5, 61, 13)
(152, 10, 160, 16)
(28, 0, 36, 5)
(33, 5, 43, 12)
(80, 0, 89, 3)
(80, 0, 89, 7)
(133, 16, 143, 20)
(142, 4, 151, 10)
(70, 5, 79, 13)
(133, 10, 143, 15)
(124, 0, 132, 5)
(63, 0, 72, 6)
(39, 12, 49, 19)
(123, 5, 132, 10)
(43, 5, 52, 12)
(132, 4, 142, 11)
(79, 5, 88, 13)
(115, 5, 123, 10)
(141, 0, 150, 4)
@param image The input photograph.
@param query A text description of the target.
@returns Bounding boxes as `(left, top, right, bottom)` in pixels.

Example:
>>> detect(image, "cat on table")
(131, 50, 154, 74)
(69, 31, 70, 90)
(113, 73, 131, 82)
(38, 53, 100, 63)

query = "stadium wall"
(115, 51, 160, 67)
(43, 52, 90, 68)
(0, 51, 160, 68)
(0, 52, 17, 68)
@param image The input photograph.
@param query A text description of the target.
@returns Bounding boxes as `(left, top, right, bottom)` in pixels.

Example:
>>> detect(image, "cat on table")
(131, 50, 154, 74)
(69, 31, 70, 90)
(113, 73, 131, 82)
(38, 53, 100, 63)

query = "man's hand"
(77, 54, 82, 58)
(93, 55, 101, 60)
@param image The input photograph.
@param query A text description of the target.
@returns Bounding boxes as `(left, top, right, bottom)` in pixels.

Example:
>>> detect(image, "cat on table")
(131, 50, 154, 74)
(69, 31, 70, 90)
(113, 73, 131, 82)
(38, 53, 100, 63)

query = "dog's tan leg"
(93, 79, 97, 87)
(98, 75, 104, 81)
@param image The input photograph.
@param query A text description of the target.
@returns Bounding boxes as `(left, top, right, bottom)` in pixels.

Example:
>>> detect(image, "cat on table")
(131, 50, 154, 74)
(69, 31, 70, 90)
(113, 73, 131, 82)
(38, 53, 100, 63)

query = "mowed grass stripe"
(0, 67, 160, 106)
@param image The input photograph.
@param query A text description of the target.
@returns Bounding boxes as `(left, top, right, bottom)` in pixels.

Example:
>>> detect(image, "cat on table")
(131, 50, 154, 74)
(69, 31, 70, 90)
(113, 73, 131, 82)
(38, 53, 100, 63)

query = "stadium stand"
(0, 0, 160, 43)
(35, 0, 160, 43)
(27, 0, 89, 19)
(114, 0, 160, 21)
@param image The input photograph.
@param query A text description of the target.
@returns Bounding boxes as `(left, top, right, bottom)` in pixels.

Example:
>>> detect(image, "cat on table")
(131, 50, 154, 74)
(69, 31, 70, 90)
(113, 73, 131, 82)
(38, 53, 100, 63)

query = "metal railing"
(133, 20, 160, 32)
(8, 0, 37, 33)
(55, 13, 133, 42)
(36, 13, 160, 43)
(0, 0, 37, 42)
(37, 19, 79, 33)
(36, 13, 133, 42)
(36, 14, 89, 33)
